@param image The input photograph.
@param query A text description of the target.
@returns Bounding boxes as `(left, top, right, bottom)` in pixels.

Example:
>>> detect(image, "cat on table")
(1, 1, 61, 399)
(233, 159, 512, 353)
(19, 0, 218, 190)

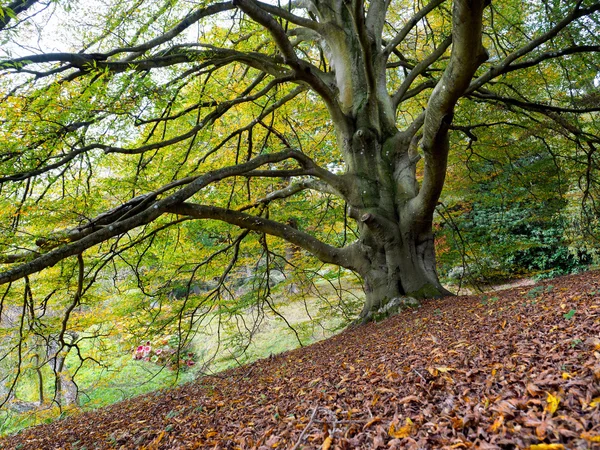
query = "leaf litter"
(1, 271, 599, 449)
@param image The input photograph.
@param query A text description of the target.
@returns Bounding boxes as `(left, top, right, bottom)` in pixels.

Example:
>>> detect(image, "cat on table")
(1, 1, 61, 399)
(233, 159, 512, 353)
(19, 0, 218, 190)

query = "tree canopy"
(0, 0, 599, 410)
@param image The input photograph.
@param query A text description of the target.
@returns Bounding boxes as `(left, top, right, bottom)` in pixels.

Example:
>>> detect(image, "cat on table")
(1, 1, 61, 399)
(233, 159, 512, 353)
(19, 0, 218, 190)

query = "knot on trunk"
(360, 212, 374, 223)
(353, 127, 377, 145)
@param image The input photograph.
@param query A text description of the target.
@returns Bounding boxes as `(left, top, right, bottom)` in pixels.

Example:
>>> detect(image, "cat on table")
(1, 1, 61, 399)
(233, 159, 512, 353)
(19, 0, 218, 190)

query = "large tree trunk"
(316, 0, 488, 321)
(360, 224, 451, 319)
(343, 129, 452, 320)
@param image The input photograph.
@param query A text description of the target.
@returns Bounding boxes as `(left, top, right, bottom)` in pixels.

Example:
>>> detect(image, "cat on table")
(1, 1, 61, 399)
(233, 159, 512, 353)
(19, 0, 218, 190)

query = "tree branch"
(238, 178, 344, 212)
(500, 45, 600, 75)
(392, 35, 451, 109)
(413, 0, 488, 219)
(233, 0, 343, 123)
(103, 2, 235, 57)
(0, 0, 40, 31)
(383, 0, 447, 58)
(166, 202, 358, 270)
(253, 1, 322, 31)
(469, 89, 600, 114)
(0, 150, 316, 285)
(467, 2, 600, 94)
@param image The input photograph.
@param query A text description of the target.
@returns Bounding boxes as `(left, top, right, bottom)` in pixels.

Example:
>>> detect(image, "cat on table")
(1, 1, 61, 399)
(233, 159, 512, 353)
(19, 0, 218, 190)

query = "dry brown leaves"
(1, 271, 600, 449)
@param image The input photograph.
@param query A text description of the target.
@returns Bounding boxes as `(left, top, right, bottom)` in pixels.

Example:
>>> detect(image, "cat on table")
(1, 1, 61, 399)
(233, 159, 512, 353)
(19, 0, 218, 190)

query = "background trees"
(0, 0, 598, 423)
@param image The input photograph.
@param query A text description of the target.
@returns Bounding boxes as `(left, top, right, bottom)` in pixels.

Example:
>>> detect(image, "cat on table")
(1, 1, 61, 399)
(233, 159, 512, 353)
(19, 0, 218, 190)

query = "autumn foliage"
(1, 271, 599, 449)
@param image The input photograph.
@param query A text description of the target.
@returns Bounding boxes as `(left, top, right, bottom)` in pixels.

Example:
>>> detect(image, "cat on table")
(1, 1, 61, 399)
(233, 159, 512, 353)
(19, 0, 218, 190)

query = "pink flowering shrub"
(132, 336, 197, 371)
(133, 341, 152, 361)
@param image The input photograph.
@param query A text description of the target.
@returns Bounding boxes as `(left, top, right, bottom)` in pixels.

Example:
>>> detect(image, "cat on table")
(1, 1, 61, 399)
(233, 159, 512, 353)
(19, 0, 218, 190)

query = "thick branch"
(414, 0, 488, 218)
(0, 0, 40, 31)
(1, 47, 288, 81)
(0, 150, 315, 285)
(166, 203, 358, 270)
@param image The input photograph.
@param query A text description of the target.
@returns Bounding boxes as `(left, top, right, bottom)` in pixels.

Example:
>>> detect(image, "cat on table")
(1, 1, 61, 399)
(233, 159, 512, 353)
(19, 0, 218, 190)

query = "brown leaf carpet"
(2, 271, 600, 449)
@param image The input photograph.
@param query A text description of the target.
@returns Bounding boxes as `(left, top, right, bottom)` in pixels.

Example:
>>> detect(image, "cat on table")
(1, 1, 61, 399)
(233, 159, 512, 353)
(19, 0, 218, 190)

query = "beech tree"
(0, 0, 599, 326)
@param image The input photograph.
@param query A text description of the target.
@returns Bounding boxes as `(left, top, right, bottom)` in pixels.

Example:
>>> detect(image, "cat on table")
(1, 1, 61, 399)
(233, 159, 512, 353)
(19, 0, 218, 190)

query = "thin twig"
(412, 368, 427, 384)
(291, 406, 319, 450)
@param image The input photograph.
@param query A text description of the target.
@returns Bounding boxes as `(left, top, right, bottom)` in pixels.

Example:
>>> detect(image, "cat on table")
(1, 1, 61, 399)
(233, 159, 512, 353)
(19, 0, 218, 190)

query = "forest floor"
(1, 271, 599, 449)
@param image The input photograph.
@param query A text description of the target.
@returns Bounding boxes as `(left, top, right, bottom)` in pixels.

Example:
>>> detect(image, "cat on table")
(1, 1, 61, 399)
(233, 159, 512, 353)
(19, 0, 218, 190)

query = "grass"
(0, 275, 364, 437)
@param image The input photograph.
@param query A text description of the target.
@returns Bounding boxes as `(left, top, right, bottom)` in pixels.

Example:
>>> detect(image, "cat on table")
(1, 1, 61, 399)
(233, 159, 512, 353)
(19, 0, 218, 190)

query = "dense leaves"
(1, 271, 599, 449)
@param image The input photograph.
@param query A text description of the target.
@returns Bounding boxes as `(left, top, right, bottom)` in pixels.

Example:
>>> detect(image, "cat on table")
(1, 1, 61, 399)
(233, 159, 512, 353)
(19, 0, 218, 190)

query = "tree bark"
(341, 127, 452, 320)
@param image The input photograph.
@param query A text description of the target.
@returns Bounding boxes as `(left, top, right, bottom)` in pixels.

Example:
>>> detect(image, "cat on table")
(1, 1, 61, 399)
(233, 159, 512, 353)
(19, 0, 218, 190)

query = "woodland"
(0, 0, 599, 445)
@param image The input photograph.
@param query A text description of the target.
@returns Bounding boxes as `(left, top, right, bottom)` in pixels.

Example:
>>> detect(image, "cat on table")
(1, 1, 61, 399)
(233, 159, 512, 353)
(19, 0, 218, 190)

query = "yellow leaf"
(489, 415, 504, 432)
(363, 416, 381, 430)
(435, 366, 455, 373)
(581, 431, 600, 442)
(545, 393, 560, 414)
(528, 445, 564, 450)
(389, 418, 413, 438)
(561, 372, 572, 380)
(371, 394, 380, 407)
(146, 430, 165, 449)
(322, 436, 333, 450)
(589, 397, 600, 408)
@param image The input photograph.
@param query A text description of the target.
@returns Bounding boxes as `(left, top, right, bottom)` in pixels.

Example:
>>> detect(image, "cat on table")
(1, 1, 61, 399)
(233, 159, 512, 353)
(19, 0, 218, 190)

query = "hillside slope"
(1, 272, 600, 449)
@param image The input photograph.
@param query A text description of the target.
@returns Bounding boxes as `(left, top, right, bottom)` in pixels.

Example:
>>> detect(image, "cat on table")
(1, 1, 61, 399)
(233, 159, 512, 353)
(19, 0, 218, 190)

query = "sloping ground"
(1, 272, 600, 450)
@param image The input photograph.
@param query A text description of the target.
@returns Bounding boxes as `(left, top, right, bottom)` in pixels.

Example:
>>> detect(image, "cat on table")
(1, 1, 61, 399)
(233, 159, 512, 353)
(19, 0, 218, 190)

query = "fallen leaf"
(363, 416, 381, 430)
(146, 430, 165, 450)
(581, 431, 600, 442)
(488, 415, 504, 432)
(526, 383, 543, 396)
(545, 393, 560, 414)
(322, 436, 333, 450)
(528, 445, 564, 450)
(388, 417, 413, 438)
(589, 397, 600, 408)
